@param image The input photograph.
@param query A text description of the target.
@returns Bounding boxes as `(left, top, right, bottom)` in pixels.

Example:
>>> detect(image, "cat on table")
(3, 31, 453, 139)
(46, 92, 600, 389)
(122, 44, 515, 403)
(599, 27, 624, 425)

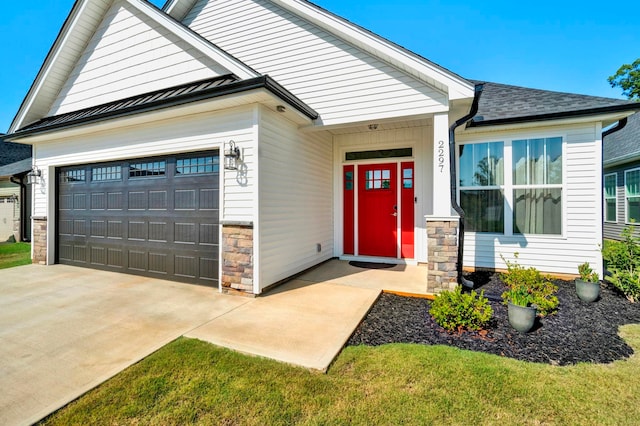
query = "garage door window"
(92, 166, 121, 181)
(129, 161, 166, 178)
(177, 156, 219, 175)
(60, 169, 85, 183)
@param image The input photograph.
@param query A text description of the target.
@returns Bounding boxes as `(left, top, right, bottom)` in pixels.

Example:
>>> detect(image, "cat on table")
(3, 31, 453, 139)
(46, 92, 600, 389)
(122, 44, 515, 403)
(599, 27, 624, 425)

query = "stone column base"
(32, 217, 47, 264)
(221, 222, 255, 297)
(426, 217, 459, 293)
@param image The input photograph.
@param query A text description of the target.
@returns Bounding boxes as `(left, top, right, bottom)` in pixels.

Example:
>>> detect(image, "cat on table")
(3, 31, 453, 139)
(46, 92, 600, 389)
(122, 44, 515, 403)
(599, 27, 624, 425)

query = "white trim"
(624, 167, 640, 224)
(129, 0, 258, 80)
(251, 105, 261, 294)
(604, 172, 618, 224)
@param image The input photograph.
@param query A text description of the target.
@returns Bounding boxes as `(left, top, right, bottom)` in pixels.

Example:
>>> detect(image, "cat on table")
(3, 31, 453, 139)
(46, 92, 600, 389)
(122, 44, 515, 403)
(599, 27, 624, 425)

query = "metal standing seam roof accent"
(17, 74, 240, 133)
(11, 74, 318, 138)
(468, 80, 640, 127)
(604, 112, 640, 164)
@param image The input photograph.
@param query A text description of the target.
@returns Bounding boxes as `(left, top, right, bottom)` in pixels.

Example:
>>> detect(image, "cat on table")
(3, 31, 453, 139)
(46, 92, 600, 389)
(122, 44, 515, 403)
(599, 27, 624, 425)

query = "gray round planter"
(507, 303, 537, 333)
(575, 279, 600, 303)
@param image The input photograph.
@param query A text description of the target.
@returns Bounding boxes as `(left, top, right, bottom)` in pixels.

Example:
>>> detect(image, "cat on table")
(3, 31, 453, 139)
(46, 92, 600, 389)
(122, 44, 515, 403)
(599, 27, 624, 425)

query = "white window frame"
(457, 134, 566, 238)
(604, 172, 617, 223)
(625, 167, 640, 224)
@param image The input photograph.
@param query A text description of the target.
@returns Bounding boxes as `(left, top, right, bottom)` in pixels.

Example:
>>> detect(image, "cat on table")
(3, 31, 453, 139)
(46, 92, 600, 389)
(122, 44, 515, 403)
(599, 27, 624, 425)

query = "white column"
(432, 113, 454, 217)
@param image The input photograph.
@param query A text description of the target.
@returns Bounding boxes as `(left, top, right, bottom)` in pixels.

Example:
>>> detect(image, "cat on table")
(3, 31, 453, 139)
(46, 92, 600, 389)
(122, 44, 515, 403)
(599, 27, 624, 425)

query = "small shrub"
(577, 262, 599, 283)
(604, 226, 640, 303)
(430, 286, 493, 333)
(500, 254, 559, 316)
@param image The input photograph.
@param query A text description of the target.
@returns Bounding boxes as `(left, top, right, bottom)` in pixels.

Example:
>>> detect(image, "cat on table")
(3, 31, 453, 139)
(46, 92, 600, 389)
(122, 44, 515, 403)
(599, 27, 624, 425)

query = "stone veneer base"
(221, 223, 254, 297)
(426, 219, 459, 293)
(32, 217, 47, 264)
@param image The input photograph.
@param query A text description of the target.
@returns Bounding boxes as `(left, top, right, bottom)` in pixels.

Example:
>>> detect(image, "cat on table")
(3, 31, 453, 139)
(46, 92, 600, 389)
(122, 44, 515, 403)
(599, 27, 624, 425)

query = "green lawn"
(0, 242, 31, 269)
(40, 325, 640, 425)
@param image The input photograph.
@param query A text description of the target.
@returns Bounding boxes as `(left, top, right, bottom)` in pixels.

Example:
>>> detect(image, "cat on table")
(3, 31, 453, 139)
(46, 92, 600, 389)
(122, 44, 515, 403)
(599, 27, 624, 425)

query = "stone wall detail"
(221, 223, 254, 296)
(426, 218, 459, 293)
(32, 217, 47, 264)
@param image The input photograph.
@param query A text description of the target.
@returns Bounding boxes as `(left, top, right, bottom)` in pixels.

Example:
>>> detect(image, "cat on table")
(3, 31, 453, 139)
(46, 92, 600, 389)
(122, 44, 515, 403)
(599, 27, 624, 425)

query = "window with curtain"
(512, 137, 563, 235)
(604, 173, 617, 223)
(459, 142, 504, 232)
(626, 168, 640, 223)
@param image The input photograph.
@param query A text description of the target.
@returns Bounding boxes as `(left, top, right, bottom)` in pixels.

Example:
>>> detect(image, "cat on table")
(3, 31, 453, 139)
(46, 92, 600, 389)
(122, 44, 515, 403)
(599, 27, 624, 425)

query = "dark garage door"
(57, 151, 220, 287)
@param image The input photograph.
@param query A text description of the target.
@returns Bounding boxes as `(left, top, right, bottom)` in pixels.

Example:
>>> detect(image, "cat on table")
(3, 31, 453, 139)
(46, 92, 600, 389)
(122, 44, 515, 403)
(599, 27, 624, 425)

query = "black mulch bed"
(347, 272, 640, 365)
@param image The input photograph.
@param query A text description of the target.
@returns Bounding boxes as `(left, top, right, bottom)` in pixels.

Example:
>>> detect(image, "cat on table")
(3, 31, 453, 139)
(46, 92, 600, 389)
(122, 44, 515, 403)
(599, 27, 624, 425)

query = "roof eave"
(468, 104, 640, 128)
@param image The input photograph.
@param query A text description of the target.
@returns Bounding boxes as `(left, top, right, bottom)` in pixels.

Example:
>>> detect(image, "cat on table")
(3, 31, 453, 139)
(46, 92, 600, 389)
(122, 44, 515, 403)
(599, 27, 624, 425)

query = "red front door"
(358, 163, 398, 257)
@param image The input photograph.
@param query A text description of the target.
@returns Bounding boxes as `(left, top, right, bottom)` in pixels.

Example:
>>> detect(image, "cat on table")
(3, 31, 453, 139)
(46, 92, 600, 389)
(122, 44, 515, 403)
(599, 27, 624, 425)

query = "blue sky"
(0, 0, 638, 133)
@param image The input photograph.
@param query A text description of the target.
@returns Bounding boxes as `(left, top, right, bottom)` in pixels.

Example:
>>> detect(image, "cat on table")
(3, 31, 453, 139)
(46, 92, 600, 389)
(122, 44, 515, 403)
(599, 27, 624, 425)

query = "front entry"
(343, 162, 414, 259)
(358, 163, 398, 257)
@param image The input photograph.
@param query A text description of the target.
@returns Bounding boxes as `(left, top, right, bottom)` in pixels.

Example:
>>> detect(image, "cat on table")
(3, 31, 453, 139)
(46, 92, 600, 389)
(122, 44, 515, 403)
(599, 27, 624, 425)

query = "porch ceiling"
(328, 117, 432, 135)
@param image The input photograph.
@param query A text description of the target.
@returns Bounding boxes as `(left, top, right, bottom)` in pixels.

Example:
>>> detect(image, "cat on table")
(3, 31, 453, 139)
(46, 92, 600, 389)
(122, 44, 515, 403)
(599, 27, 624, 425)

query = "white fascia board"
(269, 0, 474, 101)
(460, 111, 637, 136)
(129, 0, 259, 80)
(9, 1, 90, 133)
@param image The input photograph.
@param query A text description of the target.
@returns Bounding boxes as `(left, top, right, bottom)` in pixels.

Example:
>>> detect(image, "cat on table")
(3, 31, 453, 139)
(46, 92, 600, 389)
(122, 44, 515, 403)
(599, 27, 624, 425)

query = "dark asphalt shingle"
(604, 112, 640, 164)
(470, 80, 639, 126)
(0, 134, 31, 168)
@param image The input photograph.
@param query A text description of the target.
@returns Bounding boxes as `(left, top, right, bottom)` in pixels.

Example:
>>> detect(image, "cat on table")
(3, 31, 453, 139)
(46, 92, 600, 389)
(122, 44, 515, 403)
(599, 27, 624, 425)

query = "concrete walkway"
(0, 262, 385, 425)
(187, 279, 379, 371)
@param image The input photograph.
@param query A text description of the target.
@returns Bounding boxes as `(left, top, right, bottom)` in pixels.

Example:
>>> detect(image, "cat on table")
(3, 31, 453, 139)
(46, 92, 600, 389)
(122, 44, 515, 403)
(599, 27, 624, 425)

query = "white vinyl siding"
(15, 1, 113, 129)
(183, 0, 448, 126)
(459, 123, 603, 276)
(49, 0, 227, 116)
(258, 107, 333, 291)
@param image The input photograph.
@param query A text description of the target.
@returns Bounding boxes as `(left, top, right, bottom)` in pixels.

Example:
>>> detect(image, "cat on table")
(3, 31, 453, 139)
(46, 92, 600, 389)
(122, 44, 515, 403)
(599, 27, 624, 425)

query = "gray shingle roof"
(604, 112, 640, 165)
(469, 80, 639, 127)
(0, 134, 32, 168)
(0, 158, 32, 178)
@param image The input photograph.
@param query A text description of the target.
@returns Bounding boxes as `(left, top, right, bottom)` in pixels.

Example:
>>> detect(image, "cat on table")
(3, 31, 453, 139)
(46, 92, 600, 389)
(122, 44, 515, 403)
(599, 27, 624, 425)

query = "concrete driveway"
(0, 262, 382, 426)
(0, 265, 250, 426)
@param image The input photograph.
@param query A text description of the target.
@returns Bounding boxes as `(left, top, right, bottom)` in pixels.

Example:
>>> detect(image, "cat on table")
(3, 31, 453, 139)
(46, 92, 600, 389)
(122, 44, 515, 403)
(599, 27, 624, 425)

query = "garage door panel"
(57, 151, 220, 287)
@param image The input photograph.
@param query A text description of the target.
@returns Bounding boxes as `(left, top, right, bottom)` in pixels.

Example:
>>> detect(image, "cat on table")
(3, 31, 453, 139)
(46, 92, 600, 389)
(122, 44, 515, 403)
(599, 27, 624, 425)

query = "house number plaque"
(437, 140, 446, 172)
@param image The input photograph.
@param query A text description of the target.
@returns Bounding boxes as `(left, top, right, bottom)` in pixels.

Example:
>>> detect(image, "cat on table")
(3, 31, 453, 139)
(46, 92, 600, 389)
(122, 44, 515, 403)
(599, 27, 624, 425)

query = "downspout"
(601, 117, 628, 277)
(9, 175, 28, 242)
(449, 84, 484, 289)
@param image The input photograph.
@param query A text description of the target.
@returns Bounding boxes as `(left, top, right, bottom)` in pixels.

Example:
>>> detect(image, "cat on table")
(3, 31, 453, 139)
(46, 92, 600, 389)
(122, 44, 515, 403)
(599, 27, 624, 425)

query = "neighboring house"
(0, 135, 32, 242)
(4, 0, 640, 295)
(603, 112, 640, 240)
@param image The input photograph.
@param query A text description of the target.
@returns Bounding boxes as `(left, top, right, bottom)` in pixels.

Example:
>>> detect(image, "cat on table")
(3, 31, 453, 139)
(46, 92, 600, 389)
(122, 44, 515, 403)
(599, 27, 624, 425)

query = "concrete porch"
(295, 259, 430, 296)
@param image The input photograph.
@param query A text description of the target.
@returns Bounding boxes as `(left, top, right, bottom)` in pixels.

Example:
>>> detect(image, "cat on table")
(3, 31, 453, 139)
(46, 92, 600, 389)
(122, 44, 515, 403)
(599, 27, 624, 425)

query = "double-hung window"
(604, 173, 617, 223)
(512, 137, 563, 235)
(459, 142, 505, 233)
(459, 136, 564, 236)
(626, 168, 640, 223)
